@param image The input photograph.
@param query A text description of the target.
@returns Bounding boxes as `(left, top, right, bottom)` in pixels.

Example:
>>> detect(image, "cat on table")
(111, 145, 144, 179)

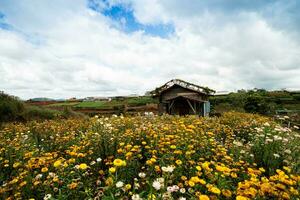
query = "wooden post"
(186, 99, 196, 114)
(168, 100, 175, 114)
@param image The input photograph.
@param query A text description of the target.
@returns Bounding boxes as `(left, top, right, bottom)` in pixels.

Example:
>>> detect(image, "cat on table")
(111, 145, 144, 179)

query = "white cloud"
(0, 0, 300, 99)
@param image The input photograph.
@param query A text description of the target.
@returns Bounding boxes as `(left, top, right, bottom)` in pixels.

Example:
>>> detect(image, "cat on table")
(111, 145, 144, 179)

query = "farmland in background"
(25, 90, 300, 124)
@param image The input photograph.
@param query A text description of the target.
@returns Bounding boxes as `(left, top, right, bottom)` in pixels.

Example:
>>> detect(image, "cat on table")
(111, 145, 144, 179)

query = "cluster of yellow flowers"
(0, 112, 299, 199)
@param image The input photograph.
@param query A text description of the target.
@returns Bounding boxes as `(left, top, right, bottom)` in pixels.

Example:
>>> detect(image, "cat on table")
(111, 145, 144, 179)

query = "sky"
(0, 0, 300, 99)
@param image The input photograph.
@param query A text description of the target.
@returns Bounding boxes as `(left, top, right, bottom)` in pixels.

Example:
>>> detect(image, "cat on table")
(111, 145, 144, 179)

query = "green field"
(44, 96, 157, 110)
(46, 102, 80, 107)
(74, 100, 122, 109)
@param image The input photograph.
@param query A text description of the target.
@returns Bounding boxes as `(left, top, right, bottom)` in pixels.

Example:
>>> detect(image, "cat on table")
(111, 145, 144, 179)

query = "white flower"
(157, 177, 165, 184)
(284, 149, 291, 154)
(167, 186, 174, 192)
(132, 194, 142, 200)
(265, 138, 273, 143)
(162, 192, 172, 199)
(138, 172, 146, 178)
(90, 161, 96, 165)
(134, 182, 140, 189)
(152, 180, 161, 190)
(44, 194, 52, 200)
(273, 135, 282, 141)
(233, 141, 243, 147)
(96, 158, 102, 162)
(116, 181, 124, 188)
(178, 197, 186, 200)
(264, 122, 270, 127)
(167, 185, 179, 192)
(180, 188, 186, 193)
(35, 174, 43, 179)
(161, 166, 175, 173)
(273, 153, 280, 158)
(172, 185, 179, 191)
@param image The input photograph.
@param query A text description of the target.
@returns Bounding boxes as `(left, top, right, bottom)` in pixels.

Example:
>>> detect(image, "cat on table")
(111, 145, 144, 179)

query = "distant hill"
(28, 98, 59, 102)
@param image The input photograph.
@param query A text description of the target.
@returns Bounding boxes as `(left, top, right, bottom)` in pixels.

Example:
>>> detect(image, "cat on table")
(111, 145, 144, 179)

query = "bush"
(62, 106, 87, 119)
(21, 106, 59, 121)
(244, 96, 270, 115)
(0, 91, 24, 123)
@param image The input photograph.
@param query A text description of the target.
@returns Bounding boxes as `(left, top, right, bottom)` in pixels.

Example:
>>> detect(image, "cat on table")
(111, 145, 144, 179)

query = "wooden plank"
(186, 99, 196, 114)
(169, 100, 175, 110)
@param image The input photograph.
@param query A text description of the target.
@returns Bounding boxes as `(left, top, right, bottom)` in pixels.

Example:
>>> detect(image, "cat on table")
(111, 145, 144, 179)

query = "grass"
(73, 97, 156, 109)
(74, 100, 123, 109)
(126, 96, 157, 106)
(46, 102, 80, 107)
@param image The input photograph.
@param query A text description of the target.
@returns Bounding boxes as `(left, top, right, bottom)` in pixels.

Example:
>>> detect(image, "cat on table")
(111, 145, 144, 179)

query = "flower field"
(0, 112, 299, 200)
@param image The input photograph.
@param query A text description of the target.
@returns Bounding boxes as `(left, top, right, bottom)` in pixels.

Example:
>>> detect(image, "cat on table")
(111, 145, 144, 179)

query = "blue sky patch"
(0, 12, 4, 19)
(88, 0, 174, 38)
(0, 11, 13, 30)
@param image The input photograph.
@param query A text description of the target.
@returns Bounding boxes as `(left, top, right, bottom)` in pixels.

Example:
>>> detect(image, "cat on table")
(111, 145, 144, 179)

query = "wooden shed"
(151, 79, 215, 116)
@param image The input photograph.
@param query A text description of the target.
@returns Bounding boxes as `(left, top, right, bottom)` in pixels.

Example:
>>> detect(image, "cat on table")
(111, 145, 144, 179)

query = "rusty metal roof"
(151, 79, 215, 96)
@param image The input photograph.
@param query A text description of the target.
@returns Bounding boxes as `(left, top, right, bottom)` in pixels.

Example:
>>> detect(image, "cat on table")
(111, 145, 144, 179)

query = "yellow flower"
(13, 162, 21, 168)
(113, 159, 126, 167)
(41, 167, 48, 173)
(105, 177, 113, 186)
(289, 187, 299, 195)
(222, 189, 232, 198)
(68, 158, 76, 164)
(181, 176, 187, 181)
(170, 145, 176, 149)
(199, 179, 206, 185)
(109, 167, 116, 173)
(79, 163, 88, 170)
(236, 196, 249, 200)
(188, 180, 195, 187)
(175, 160, 182, 165)
(190, 176, 200, 183)
(199, 195, 210, 200)
(125, 184, 131, 190)
(19, 181, 27, 187)
(209, 186, 221, 195)
(77, 153, 85, 158)
(231, 172, 238, 178)
(196, 166, 202, 171)
(259, 167, 265, 173)
(283, 166, 291, 173)
(33, 181, 40, 186)
(68, 182, 78, 189)
(53, 160, 62, 168)
(148, 194, 156, 200)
